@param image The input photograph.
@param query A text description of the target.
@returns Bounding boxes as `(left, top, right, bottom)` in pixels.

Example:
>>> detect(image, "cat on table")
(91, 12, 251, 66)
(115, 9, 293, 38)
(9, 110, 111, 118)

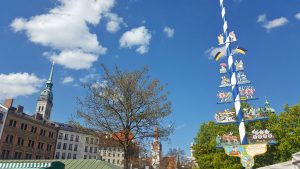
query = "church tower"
(35, 62, 54, 120)
(151, 127, 162, 169)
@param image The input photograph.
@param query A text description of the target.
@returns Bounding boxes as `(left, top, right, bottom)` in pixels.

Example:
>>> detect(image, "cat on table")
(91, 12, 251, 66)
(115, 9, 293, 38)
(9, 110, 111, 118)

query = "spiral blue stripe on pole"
(219, 0, 247, 145)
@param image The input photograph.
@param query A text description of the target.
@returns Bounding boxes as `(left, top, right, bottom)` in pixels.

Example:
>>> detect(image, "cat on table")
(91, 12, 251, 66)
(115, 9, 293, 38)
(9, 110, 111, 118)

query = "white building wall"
(99, 146, 124, 168)
(0, 105, 8, 139)
(54, 129, 99, 159)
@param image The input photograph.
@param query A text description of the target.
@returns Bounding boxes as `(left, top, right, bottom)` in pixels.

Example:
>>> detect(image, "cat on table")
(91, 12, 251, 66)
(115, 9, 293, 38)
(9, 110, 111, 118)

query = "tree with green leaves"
(75, 65, 173, 169)
(192, 102, 300, 169)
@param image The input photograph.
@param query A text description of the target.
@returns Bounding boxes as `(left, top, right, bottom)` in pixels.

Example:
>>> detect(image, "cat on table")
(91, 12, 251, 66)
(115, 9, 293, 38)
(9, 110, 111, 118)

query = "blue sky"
(0, 0, 300, 155)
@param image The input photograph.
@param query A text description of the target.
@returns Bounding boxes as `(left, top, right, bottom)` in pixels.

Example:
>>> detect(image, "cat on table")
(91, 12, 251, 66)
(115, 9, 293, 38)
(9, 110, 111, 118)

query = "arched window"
(38, 106, 41, 111)
(41, 106, 44, 111)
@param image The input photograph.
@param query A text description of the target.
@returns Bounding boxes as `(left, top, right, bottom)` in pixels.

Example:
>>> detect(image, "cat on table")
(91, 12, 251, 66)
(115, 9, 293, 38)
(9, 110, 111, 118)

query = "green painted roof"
(0, 159, 121, 169)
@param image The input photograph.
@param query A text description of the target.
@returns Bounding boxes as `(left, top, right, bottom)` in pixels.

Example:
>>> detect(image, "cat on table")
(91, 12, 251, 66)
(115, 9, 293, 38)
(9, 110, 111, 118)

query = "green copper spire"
(46, 62, 54, 90)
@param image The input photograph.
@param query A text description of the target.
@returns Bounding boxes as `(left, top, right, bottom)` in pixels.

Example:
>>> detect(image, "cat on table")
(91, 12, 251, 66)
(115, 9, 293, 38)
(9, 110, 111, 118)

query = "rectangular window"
(1, 150, 10, 159)
(63, 143, 67, 150)
(91, 138, 94, 144)
(9, 120, 13, 126)
(86, 137, 89, 143)
(64, 134, 69, 140)
(74, 145, 78, 151)
(38, 142, 44, 149)
(85, 146, 88, 152)
(84, 155, 87, 159)
(70, 135, 74, 141)
(25, 153, 32, 159)
(36, 155, 41, 159)
(94, 147, 97, 153)
(58, 133, 63, 139)
(62, 153, 65, 159)
(75, 135, 79, 142)
(89, 147, 93, 153)
(69, 144, 73, 151)
(73, 154, 76, 159)
(57, 142, 61, 149)
(67, 153, 71, 159)
(5, 135, 14, 144)
(47, 144, 52, 151)
(14, 152, 22, 159)
(55, 152, 60, 159)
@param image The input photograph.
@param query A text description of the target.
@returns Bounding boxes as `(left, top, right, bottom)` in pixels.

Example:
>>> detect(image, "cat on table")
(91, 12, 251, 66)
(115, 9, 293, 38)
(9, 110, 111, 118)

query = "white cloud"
(295, 13, 300, 20)
(49, 50, 98, 70)
(257, 14, 288, 30)
(62, 76, 74, 84)
(10, 0, 117, 70)
(0, 73, 44, 100)
(163, 26, 175, 38)
(206, 46, 227, 60)
(105, 13, 126, 33)
(119, 26, 151, 54)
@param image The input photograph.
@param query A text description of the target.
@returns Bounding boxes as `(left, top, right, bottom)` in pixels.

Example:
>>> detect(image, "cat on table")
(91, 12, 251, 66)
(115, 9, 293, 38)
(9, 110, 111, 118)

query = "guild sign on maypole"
(213, 0, 276, 168)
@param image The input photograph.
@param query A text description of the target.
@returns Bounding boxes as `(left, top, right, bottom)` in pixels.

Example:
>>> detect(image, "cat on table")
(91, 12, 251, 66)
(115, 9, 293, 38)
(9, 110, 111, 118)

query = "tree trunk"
(124, 142, 129, 169)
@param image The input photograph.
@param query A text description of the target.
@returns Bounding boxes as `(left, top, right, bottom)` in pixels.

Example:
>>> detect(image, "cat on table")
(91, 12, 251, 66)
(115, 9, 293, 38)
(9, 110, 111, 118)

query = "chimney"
(3, 99, 13, 109)
(16, 105, 24, 113)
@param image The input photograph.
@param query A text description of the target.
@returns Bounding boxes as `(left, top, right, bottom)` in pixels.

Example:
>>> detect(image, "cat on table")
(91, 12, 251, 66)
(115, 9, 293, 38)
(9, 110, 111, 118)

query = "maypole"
(219, 0, 247, 145)
(213, 0, 277, 168)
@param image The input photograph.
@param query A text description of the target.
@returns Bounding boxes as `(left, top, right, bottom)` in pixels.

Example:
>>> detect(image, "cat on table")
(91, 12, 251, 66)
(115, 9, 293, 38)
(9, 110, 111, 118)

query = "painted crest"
(220, 76, 231, 87)
(215, 109, 236, 123)
(219, 63, 227, 73)
(235, 60, 244, 71)
(218, 34, 225, 45)
(248, 129, 276, 144)
(239, 86, 255, 99)
(216, 132, 240, 147)
(237, 72, 250, 84)
(229, 31, 237, 42)
(217, 91, 233, 103)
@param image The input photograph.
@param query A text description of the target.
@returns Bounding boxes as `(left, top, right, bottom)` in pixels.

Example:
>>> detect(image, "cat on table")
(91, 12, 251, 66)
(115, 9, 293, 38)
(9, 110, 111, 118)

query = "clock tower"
(35, 62, 54, 120)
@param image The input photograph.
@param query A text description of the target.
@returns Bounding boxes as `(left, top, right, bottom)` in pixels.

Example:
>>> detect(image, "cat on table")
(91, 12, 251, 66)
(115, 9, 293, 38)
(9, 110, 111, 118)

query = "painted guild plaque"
(219, 63, 227, 74)
(216, 132, 240, 147)
(215, 109, 236, 123)
(220, 76, 231, 87)
(248, 129, 276, 144)
(217, 91, 233, 103)
(243, 107, 267, 121)
(237, 72, 250, 84)
(239, 86, 255, 99)
(235, 60, 244, 71)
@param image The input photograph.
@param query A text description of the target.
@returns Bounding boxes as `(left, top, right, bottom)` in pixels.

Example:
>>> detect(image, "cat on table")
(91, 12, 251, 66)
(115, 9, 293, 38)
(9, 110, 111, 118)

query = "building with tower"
(151, 127, 162, 169)
(35, 62, 54, 120)
(0, 63, 58, 159)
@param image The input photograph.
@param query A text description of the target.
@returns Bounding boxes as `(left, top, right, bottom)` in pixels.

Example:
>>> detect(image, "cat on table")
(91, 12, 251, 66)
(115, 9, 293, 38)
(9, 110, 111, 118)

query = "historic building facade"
(98, 134, 124, 167)
(0, 63, 58, 160)
(54, 123, 99, 160)
(0, 100, 58, 159)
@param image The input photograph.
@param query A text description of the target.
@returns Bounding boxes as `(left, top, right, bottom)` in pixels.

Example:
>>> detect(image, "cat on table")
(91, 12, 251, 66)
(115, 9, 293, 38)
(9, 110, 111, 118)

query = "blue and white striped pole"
(219, 0, 247, 145)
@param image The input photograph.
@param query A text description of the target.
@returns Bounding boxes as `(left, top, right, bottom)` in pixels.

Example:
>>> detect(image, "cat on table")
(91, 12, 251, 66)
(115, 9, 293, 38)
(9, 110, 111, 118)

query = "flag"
(236, 47, 247, 55)
(214, 52, 223, 61)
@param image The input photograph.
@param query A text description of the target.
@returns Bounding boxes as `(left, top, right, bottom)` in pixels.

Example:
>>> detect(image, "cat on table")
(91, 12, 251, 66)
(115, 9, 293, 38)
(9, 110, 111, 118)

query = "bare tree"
(76, 65, 173, 169)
